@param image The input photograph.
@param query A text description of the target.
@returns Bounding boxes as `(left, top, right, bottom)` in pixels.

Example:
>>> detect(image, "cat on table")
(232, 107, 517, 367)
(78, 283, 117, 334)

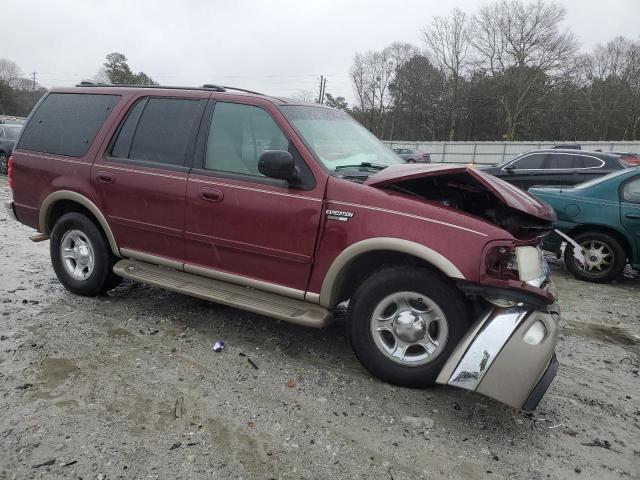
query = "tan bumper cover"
(437, 303, 560, 409)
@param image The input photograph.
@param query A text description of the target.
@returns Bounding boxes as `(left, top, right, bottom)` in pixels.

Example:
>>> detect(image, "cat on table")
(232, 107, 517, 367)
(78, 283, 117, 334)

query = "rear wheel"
(406, 158, 416, 163)
(348, 267, 469, 388)
(564, 231, 627, 283)
(0, 153, 7, 175)
(50, 212, 121, 295)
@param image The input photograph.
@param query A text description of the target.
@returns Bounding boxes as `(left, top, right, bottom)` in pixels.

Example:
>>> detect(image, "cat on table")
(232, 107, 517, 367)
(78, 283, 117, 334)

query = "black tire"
(0, 153, 7, 175)
(564, 231, 627, 283)
(50, 212, 121, 296)
(348, 267, 470, 388)
(406, 159, 416, 163)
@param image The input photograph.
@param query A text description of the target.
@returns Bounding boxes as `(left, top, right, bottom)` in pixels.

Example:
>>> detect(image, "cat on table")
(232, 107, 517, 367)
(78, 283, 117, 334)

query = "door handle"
(96, 171, 115, 184)
(200, 188, 224, 202)
(625, 213, 640, 220)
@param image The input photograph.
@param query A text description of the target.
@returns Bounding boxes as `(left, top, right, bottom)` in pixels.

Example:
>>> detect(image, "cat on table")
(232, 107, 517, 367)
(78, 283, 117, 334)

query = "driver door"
(184, 99, 324, 295)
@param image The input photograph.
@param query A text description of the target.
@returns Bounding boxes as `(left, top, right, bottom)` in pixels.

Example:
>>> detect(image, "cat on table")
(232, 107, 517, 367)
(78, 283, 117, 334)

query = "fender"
(318, 237, 465, 308)
(39, 190, 120, 257)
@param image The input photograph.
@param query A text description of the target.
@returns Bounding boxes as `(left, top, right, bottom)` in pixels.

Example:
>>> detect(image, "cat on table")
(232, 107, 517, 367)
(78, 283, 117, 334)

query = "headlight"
(515, 246, 543, 283)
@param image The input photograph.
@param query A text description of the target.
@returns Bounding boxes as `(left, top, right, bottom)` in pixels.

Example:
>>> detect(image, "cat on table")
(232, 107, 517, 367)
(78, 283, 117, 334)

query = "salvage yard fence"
(382, 141, 640, 165)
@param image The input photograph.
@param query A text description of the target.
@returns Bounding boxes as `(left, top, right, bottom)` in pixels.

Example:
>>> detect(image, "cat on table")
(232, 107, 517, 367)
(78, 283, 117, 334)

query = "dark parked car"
(392, 148, 431, 163)
(4, 83, 561, 410)
(0, 124, 22, 174)
(481, 149, 627, 190)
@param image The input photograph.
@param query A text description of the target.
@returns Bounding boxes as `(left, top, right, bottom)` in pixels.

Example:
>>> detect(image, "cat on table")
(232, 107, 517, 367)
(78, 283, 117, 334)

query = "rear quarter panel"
(11, 91, 133, 230)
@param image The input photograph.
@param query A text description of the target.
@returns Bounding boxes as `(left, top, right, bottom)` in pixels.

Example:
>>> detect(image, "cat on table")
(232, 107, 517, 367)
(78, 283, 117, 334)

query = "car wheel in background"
(348, 267, 469, 388)
(0, 153, 7, 175)
(406, 159, 415, 163)
(50, 212, 121, 296)
(564, 231, 627, 283)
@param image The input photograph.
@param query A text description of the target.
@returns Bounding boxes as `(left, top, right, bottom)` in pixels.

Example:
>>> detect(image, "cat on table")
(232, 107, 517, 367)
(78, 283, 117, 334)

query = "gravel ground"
(0, 176, 639, 480)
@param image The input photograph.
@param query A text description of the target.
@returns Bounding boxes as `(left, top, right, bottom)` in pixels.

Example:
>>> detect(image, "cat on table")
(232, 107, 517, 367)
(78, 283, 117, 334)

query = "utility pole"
(317, 75, 324, 104)
(317, 76, 327, 104)
(321, 77, 327, 104)
(31, 72, 37, 107)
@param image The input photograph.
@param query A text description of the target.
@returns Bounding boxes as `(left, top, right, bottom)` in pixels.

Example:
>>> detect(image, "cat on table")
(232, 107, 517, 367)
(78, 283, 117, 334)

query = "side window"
(204, 102, 289, 176)
(110, 97, 202, 166)
(18, 93, 120, 157)
(622, 177, 640, 203)
(511, 153, 545, 169)
(547, 154, 576, 169)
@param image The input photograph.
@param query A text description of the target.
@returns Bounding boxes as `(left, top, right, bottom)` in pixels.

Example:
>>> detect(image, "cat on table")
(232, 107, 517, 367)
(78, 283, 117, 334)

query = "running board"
(113, 259, 332, 328)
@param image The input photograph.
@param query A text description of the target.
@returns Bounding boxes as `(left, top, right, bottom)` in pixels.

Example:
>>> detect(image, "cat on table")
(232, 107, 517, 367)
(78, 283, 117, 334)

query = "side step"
(113, 259, 332, 328)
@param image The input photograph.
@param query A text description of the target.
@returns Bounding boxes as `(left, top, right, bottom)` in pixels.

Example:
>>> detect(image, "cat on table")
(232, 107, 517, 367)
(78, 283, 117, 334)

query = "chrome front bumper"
(436, 302, 560, 410)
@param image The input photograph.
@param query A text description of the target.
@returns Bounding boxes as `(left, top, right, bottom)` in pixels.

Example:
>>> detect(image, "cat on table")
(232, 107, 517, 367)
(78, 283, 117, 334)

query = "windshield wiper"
(334, 162, 388, 171)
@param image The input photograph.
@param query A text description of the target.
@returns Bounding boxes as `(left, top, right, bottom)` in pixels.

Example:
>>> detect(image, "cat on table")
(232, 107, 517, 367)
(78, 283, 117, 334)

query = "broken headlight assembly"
(484, 243, 545, 285)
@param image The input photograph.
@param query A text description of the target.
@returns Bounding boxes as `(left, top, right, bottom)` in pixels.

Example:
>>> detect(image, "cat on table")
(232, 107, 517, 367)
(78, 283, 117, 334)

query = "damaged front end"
(366, 164, 560, 409)
(439, 256, 560, 410)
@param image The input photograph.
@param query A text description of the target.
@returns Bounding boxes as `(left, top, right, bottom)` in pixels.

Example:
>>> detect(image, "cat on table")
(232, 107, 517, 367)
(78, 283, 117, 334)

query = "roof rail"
(205, 85, 264, 96)
(74, 81, 264, 96)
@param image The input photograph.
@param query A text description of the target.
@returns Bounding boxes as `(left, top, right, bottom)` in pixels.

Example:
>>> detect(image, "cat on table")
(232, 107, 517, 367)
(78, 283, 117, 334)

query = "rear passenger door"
(92, 94, 206, 264)
(184, 99, 323, 295)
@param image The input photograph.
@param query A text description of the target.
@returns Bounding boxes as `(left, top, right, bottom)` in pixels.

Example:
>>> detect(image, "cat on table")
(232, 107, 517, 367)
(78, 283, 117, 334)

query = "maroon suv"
(5, 84, 560, 410)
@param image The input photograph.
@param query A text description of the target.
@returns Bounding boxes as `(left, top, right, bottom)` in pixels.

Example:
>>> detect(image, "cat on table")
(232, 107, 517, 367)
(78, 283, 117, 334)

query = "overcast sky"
(3, 0, 640, 101)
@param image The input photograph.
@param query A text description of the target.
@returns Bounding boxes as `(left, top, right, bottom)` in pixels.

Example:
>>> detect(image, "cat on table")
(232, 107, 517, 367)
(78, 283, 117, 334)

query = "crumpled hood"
(364, 163, 556, 222)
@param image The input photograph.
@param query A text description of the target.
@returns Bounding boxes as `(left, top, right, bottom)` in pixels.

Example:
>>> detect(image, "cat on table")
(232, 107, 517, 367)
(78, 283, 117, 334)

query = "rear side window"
(547, 154, 577, 169)
(581, 156, 604, 168)
(511, 153, 545, 169)
(110, 97, 202, 166)
(204, 102, 289, 175)
(18, 93, 119, 157)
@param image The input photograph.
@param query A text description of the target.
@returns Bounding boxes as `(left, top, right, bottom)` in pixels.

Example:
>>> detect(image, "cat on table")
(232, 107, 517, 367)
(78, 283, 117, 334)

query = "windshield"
(279, 105, 402, 172)
(572, 168, 633, 189)
(2, 125, 21, 141)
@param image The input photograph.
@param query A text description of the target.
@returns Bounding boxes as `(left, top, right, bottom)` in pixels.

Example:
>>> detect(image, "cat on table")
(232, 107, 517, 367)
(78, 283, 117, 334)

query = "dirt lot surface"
(0, 177, 639, 480)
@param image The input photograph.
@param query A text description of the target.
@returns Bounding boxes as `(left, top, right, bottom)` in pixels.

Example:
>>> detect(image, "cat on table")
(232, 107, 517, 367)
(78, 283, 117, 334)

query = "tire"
(50, 212, 121, 296)
(347, 267, 470, 388)
(0, 153, 7, 175)
(564, 231, 627, 283)
(406, 159, 416, 163)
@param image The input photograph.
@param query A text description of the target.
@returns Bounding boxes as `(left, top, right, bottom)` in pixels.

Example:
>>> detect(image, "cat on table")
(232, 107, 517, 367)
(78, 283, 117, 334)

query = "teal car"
(530, 167, 640, 283)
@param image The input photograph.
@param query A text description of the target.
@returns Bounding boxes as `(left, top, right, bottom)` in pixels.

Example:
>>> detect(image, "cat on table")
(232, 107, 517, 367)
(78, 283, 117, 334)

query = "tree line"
(347, 0, 640, 142)
(0, 53, 156, 117)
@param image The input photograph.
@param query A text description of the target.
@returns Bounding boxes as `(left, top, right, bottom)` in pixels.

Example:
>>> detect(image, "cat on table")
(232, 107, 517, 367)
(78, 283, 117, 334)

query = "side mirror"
(504, 164, 515, 172)
(258, 150, 298, 182)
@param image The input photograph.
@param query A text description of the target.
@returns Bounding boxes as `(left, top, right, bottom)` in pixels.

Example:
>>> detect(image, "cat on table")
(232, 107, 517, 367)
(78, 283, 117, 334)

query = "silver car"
(393, 148, 431, 163)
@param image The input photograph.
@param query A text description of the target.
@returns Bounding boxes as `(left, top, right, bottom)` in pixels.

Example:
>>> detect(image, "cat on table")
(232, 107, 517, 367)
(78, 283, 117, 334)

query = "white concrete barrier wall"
(382, 141, 640, 165)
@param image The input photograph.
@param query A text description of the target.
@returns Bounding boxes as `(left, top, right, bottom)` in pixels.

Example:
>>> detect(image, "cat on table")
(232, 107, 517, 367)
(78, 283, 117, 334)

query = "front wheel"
(50, 212, 121, 296)
(564, 231, 627, 283)
(348, 267, 469, 388)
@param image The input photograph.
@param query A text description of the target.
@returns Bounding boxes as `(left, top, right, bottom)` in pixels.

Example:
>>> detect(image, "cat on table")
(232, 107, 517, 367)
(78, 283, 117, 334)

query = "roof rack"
(75, 80, 264, 96)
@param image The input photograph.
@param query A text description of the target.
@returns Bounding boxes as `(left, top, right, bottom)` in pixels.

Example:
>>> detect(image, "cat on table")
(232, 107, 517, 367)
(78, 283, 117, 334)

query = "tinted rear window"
(115, 97, 202, 166)
(18, 93, 120, 157)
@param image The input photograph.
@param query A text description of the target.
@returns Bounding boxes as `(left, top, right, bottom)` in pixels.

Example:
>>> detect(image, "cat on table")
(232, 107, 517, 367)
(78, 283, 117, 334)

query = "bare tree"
(291, 89, 316, 103)
(0, 59, 23, 87)
(423, 8, 473, 140)
(472, 0, 578, 139)
(386, 42, 418, 140)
